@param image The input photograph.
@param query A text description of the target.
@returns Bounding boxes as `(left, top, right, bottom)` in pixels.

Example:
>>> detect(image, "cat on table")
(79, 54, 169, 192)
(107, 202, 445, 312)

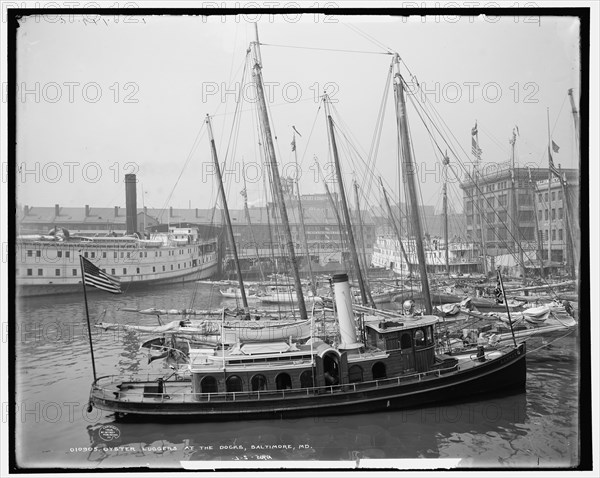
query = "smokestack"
(85, 205, 90, 217)
(24, 205, 29, 215)
(114, 206, 119, 217)
(332, 273, 362, 350)
(169, 206, 173, 218)
(54, 204, 60, 217)
(125, 173, 137, 235)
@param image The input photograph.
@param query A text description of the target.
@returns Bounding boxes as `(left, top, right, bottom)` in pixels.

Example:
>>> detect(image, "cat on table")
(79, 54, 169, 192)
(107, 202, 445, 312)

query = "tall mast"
(292, 130, 316, 296)
(546, 108, 552, 266)
(392, 54, 432, 314)
(206, 114, 248, 310)
(442, 180, 450, 277)
(510, 129, 526, 282)
(241, 160, 265, 282)
(325, 105, 370, 307)
(251, 33, 308, 321)
(528, 167, 545, 279)
(568, 88, 580, 151)
(353, 180, 376, 307)
(380, 178, 411, 273)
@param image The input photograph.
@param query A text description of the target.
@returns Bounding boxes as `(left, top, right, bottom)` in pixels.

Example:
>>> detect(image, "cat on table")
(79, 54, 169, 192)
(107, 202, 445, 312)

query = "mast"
(292, 130, 316, 296)
(380, 178, 411, 273)
(471, 122, 488, 276)
(392, 54, 432, 314)
(546, 108, 553, 267)
(442, 178, 449, 277)
(251, 32, 308, 321)
(528, 167, 545, 279)
(353, 181, 376, 307)
(206, 114, 248, 310)
(241, 160, 265, 282)
(510, 129, 526, 282)
(568, 88, 580, 151)
(325, 106, 370, 307)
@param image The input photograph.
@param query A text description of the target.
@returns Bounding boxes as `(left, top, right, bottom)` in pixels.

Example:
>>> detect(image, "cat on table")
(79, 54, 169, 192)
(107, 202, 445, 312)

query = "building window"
(544, 209, 548, 221)
(36, 251, 41, 257)
(136, 267, 140, 274)
(558, 190, 563, 200)
(27, 269, 32, 276)
(123, 268, 127, 275)
(171, 265, 173, 270)
(153, 266, 156, 272)
(65, 251, 70, 258)
(57, 251, 62, 258)
(114, 252, 118, 259)
(73, 269, 77, 276)
(559, 208, 563, 219)
(127, 252, 130, 258)
(544, 192, 548, 201)
(538, 210, 542, 220)
(538, 193, 542, 202)
(111, 269, 116, 275)
(91, 252, 95, 258)
(162, 266, 165, 271)
(103, 252, 107, 258)
(552, 229, 556, 241)
(544, 230, 548, 241)
(552, 191, 556, 201)
(84, 252, 88, 258)
(552, 209, 556, 220)
(55, 269, 60, 276)
(559, 229, 563, 241)
(27, 250, 33, 257)
(38, 269, 43, 276)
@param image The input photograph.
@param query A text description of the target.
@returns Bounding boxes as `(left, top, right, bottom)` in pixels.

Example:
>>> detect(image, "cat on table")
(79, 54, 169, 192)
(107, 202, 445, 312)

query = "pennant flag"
(515, 125, 520, 136)
(552, 140, 560, 153)
(291, 136, 296, 152)
(240, 188, 247, 199)
(80, 256, 122, 294)
(471, 121, 478, 136)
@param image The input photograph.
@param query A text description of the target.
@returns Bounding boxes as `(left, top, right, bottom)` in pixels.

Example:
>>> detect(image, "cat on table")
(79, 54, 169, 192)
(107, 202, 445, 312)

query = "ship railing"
(92, 362, 462, 403)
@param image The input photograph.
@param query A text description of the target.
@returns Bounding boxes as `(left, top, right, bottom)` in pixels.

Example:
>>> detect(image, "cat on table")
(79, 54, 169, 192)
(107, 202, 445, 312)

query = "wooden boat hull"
(89, 343, 526, 420)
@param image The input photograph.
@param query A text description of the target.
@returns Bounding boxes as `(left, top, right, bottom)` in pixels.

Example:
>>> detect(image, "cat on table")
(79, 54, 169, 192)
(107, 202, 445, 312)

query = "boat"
(17, 174, 219, 297)
(88, 37, 527, 420)
(219, 287, 259, 300)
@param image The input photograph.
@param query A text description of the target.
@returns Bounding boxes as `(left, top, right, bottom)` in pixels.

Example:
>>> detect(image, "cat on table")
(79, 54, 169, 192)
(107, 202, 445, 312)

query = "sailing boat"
(88, 34, 526, 420)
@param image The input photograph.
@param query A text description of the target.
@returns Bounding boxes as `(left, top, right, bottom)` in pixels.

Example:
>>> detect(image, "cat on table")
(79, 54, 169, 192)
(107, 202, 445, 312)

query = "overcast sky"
(15, 12, 581, 216)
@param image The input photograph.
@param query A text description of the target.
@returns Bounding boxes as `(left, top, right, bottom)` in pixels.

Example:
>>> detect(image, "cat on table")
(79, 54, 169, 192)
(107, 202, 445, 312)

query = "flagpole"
(80, 255, 97, 383)
(497, 267, 518, 348)
(546, 107, 552, 267)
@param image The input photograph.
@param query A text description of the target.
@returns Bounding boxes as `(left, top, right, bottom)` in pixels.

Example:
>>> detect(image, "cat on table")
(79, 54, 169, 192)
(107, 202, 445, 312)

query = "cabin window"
(348, 365, 363, 383)
(72, 269, 77, 276)
(275, 373, 292, 390)
(27, 250, 32, 257)
(27, 269, 32, 276)
(251, 374, 268, 391)
(200, 376, 218, 394)
(400, 333, 412, 349)
(37, 269, 43, 276)
(426, 326, 433, 345)
(414, 329, 426, 347)
(55, 269, 60, 276)
(300, 371, 314, 388)
(123, 268, 127, 275)
(385, 336, 399, 351)
(226, 375, 243, 393)
(136, 267, 140, 274)
(372, 362, 387, 380)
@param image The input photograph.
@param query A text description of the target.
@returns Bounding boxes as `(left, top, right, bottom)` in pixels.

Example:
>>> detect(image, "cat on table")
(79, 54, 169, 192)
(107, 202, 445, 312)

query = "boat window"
(372, 362, 387, 380)
(426, 326, 433, 345)
(300, 371, 314, 388)
(226, 375, 243, 393)
(414, 329, 426, 347)
(348, 365, 363, 383)
(200, 376, 218, 394)
(275, 373, 292, 390)
(251, 374, 267, 391)
(400, 333, 412, 349)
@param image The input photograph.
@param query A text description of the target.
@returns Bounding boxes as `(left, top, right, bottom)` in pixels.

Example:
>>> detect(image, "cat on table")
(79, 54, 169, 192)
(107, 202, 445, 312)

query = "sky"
(14, 11, 583, 217)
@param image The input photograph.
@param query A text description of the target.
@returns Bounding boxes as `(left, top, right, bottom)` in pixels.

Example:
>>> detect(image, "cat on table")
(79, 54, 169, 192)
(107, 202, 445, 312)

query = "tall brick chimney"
(125, 174, 137, 235)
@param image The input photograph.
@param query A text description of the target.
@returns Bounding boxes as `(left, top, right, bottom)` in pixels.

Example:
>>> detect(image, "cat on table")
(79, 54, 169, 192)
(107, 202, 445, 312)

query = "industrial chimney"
(125, 173, 137, 235)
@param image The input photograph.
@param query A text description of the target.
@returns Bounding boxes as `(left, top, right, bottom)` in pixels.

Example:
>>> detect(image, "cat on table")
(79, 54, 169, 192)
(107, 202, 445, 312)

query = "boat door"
(399, 332, 415, 372)
(322, 351, 340, 386)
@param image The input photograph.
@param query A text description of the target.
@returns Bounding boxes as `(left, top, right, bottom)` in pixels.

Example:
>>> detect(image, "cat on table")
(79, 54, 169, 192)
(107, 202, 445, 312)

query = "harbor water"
(14, 281, 580, 469)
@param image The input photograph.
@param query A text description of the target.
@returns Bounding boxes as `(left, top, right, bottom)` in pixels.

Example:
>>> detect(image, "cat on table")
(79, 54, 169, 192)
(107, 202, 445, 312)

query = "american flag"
(80, 256, 122, 294)
(548, 145, 561, 180)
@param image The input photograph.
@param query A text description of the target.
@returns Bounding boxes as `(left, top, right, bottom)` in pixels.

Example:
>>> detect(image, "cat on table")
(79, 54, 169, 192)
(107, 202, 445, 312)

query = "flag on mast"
(80, 256, 122, 294)
(471, 121, 482, 159)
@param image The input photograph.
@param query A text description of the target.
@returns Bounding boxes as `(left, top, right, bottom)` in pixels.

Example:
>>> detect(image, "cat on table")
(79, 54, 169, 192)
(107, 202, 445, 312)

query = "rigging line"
(298, 103, 323, 171)
(551, 92, 569, 138)
(342, 22, 395, 54)
(259, 42, 393, 55)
